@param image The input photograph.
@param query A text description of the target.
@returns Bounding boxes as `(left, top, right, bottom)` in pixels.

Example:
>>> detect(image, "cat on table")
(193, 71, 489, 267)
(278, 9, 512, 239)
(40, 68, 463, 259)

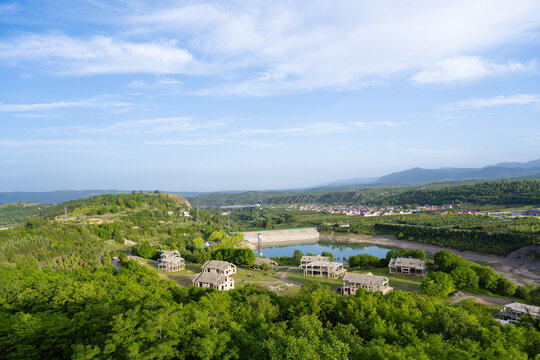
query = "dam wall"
(242, 227, 320, 246)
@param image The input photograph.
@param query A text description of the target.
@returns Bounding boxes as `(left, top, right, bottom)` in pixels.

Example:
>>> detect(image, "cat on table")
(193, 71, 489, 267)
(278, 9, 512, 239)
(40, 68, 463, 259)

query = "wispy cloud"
(126, 78, 182, 89)
(0, 34, 199, 75)
(238, 121, 398, 135)
(0, 95, 132, 112)
(0, 139, 95, 147)
(447, 94, 540, 109)
(145, 138, 285, 147)
(36, 117, 224, 135)
(411, 56, 534, 84)
(0, 3, 16, 14)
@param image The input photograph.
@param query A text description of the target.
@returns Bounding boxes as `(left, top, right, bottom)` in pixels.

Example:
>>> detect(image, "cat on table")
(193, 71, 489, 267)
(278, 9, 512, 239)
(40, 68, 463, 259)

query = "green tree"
(451, 266, 479, 289)
(136, 242, 156, 259)
(421, 271, 455, 296)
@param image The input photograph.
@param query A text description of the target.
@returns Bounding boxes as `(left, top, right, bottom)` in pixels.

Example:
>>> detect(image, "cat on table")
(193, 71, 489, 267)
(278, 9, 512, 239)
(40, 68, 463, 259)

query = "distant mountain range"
(374, 159, 540, 184)
(1, 159, 539, 204)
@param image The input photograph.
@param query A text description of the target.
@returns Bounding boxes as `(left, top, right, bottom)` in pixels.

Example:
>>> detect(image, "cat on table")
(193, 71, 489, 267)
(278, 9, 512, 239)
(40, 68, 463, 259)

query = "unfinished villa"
(157, 250, 185, 272)
(496, 302, 540, 325)
(300, 255, 331, 266)
(388, 257, 427, 276)
(342, 272, 392, 295)
(253, 257, 278, 271)
(299, 255, 346, 279)
(192, 260, 236, 291)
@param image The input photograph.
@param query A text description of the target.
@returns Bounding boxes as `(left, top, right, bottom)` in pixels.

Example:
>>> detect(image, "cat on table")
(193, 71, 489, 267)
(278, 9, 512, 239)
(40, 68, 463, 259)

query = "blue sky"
(1, 0, 539, 192)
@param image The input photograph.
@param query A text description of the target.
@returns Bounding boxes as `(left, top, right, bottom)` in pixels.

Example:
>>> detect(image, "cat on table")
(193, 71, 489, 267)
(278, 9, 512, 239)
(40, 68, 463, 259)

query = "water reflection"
(257, 241, 393, 262)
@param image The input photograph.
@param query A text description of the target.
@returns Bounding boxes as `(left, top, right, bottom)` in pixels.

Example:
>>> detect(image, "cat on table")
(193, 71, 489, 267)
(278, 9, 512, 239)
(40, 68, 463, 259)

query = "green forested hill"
(0, 203, 54, 227)
(188, 179, 540, 206)
(0, 192, 202, 269)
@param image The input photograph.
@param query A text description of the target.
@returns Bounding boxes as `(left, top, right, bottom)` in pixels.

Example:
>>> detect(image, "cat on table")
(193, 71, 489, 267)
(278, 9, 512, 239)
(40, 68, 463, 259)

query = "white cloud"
(411, 56, 533, 84)
(0, 34, 198, 75)
(239, 121, 398, 135)
(36, 117, 224, 135)
(448, 94, 540, 109)
(1, 1, 539, 92)
(0, 96, 132, 112)
(145, 138, 285, 147)
(126, 77, 182, 89)
(0, 139, 95, 147)
(132, 1, 540, 94)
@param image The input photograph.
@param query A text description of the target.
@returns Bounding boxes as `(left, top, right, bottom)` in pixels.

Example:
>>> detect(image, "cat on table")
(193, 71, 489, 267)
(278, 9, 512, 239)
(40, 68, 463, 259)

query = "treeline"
(211, 248, 256, 266)
(1, 262, 539, 359)
(189, 179, 540, 207)
(372, 223, 537, 255)
(348, 248, 426, 269)
(317, 213, 540, 255)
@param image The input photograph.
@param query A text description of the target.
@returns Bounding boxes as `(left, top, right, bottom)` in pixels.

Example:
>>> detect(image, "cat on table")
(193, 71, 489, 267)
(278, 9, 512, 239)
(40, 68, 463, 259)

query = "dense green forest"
(0, 203, 54, 227)
(188, 179, 540, 207)
(1, 192, 539, 359)
(0, 192, 231, 269)
(2, 262, 539, 359)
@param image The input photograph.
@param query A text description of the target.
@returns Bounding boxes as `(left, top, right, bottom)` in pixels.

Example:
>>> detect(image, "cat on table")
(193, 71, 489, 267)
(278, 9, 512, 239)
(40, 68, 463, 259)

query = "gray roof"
(192, 272, 229, 286)
(503, 302, 540, 317)
(300, 255, 331, 263)
(160, 250, 182, 259)
(202, 260, 236, 271)
(254, 257, 277, 266)
(343, 272, 388, 286)
(388, 257, 426, 269)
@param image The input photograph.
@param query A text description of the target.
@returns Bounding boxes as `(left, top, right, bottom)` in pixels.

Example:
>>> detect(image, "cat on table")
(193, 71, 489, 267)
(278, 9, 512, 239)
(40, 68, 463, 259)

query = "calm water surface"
(257, 240, 392, 262)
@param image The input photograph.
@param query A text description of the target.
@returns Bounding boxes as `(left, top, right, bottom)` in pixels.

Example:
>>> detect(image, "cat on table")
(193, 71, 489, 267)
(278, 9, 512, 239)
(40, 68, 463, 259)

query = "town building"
(157, 250, 185, 272)
(253, 257, 278, 271)
(300, 260, 346, 278)
(342, 272, 392, 295)
(496, 302, 540, 325)
(192, 260, 236, 290)
(525, 208, 540, 217)
(388, 257, 427, 276)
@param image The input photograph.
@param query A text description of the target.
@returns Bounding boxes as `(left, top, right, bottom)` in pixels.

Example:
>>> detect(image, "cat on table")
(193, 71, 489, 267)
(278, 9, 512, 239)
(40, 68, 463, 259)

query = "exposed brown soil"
(449, 294, 511, 306)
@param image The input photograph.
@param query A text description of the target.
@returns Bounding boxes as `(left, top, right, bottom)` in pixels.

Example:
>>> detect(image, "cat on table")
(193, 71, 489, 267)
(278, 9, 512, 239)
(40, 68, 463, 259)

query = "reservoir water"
(257, 240, 393, 262)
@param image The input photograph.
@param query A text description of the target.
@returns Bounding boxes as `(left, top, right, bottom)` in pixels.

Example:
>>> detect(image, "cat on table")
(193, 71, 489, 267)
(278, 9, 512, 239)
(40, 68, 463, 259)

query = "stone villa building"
(192, 260, 236, 290)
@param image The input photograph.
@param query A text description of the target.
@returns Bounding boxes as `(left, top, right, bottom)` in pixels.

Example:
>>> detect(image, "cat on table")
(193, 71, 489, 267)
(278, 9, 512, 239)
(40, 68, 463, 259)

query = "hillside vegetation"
(0, 192, 198, 269)
(0, 192, 539, 359)
(0, 203, 54, 227)
(188, 179, 540, 207)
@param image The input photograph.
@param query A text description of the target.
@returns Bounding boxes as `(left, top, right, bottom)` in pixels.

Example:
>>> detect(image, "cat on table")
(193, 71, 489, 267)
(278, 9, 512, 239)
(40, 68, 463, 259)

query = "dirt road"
(321, 233, 540, 286)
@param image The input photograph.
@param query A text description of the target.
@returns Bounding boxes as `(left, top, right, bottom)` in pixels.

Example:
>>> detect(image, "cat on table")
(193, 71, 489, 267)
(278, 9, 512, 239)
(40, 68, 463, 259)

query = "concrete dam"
(242, 227, 320, 248)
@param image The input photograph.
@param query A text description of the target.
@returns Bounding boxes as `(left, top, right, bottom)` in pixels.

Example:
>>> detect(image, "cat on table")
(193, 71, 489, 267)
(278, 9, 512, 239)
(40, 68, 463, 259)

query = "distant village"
(285, 204, 540, 219)
(286, 203, 453, 216)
